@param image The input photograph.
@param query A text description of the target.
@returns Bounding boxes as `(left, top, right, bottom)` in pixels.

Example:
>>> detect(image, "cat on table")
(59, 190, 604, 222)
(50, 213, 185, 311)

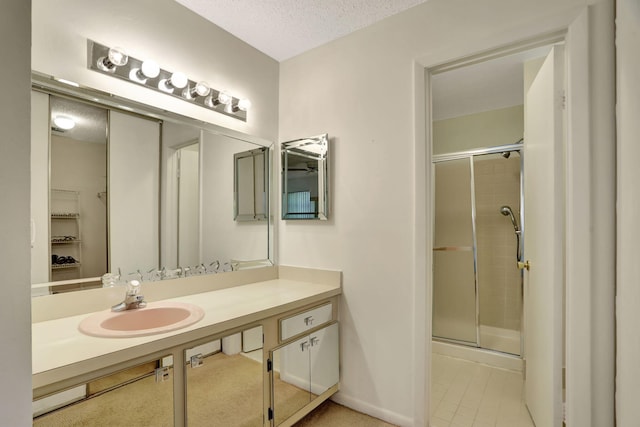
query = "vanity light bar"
(86, 40, 249, 122)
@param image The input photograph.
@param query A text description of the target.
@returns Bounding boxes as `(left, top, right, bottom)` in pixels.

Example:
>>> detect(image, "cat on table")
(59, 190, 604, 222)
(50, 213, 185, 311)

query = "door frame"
(413, 5, 615, 426)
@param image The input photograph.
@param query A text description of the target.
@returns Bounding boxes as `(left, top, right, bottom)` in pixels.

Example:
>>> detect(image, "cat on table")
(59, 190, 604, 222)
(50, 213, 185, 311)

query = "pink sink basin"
(79, 301, 205, 338)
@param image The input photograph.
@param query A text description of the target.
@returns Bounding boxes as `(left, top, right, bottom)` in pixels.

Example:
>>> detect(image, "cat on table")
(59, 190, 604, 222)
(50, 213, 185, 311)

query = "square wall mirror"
(281, 134, 329, 220)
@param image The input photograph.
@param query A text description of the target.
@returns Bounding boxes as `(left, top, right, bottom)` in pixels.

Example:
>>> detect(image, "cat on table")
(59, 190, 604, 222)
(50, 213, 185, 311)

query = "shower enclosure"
(432, 145, 523, 355)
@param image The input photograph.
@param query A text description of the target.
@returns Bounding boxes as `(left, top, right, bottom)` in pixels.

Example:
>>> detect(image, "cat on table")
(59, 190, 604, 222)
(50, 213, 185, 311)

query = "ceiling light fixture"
(87, 40, 249, 121)
(53, 115, 76, 130)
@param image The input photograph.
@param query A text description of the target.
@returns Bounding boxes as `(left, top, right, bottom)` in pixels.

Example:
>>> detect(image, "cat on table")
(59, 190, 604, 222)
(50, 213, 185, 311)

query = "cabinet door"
(185, 328, 263, 426)
(33, 357, 174, 426)
(309, 322, 339, 397)
(272, 335, 312, 425)
(272, 322, 339, 425)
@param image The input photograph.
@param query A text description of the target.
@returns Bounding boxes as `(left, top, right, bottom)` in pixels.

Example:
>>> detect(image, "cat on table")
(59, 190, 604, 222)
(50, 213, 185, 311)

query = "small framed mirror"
(234, 147, 269, 221)
(281, 134, 329, 220)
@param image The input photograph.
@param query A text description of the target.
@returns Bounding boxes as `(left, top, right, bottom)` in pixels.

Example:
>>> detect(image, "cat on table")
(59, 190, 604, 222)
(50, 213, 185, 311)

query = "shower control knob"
(517, 260, 531, 271)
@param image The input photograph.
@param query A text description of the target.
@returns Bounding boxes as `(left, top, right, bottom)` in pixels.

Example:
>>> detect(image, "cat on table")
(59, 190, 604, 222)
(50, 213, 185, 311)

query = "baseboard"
(331, 392, 414, 427)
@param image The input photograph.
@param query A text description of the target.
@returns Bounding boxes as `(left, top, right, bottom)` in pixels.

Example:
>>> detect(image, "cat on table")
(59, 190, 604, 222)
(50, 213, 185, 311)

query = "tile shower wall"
(474, 155, 522, 331)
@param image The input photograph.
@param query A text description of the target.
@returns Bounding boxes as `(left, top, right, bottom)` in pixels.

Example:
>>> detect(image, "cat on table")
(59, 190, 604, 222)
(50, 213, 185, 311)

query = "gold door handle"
(517, 260, 530, 271)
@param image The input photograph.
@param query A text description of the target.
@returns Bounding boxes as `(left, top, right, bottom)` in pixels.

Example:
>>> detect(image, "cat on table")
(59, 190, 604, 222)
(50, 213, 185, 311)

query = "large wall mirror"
(281, 134, 329, 220)
(30, 73, 273, 295)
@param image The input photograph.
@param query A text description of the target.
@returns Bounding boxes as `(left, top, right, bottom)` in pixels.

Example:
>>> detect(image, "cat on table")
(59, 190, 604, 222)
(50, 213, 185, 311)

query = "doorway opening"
(428, 39, 566, 427)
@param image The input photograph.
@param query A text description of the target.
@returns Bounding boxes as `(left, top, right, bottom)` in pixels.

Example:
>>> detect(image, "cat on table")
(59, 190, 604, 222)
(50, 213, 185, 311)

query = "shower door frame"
(433, 142, 524, 355)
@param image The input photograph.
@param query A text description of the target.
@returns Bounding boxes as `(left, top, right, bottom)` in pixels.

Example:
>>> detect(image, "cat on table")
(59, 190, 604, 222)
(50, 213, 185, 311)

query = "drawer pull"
(310, 336, 320, 347)
(304, 316, 314, 326)
(300, 341, 310, 352)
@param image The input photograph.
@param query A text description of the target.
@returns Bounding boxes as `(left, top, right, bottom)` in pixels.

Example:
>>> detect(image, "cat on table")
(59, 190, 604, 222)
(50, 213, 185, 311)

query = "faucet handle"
(127, 279, 141, 295)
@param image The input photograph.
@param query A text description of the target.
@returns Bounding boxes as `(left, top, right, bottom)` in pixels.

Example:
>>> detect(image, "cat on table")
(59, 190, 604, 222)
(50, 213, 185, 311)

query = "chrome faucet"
(111, 280, 147, 312)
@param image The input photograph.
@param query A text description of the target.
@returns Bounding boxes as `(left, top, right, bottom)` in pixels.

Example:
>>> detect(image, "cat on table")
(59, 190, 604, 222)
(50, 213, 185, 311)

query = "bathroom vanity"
(32, 266, 341, 426)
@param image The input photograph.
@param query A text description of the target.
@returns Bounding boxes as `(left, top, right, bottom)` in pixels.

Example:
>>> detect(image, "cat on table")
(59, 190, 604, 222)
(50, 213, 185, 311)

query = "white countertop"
(33, 278, 340, 390)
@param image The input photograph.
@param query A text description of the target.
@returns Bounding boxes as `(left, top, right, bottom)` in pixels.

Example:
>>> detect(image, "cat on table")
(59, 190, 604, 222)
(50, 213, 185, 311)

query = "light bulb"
(237, 98, 252, 112)
(204, 90, 232, 108)
(183, 81, 211, 99)
(158, 71, 188, 93)
(170, 72, 188, 89)
(217, 91, 232, 105)
(97, 47, 128, 72)
(129, 60, 161, 83)
(53, 115, 75, 130)
(140, 60, 160, 78)
(195, 81, 211, 96)
(108, 47, 128, 66)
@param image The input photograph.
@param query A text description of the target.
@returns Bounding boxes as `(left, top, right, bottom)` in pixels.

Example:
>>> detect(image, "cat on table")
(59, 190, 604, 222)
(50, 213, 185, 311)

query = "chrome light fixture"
(87, 40, 250, 121)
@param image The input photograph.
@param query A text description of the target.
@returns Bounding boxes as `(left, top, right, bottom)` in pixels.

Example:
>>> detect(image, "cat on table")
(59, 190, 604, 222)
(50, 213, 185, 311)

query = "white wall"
(32, 0, 279, 142)
(0, 0, 32, 424)
(432, 105, 523, 154)
(616, 0, 640, 424)
(279, 0, 613, 425)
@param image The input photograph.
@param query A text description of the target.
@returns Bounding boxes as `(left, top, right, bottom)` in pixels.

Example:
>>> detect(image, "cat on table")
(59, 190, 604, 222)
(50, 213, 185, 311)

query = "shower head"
(500, 205, 520, 232)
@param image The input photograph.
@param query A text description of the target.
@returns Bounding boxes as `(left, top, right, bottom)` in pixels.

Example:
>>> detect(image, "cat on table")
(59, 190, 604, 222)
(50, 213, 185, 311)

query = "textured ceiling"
(50, 96, 107, 144)
(175, 0, 428, 61)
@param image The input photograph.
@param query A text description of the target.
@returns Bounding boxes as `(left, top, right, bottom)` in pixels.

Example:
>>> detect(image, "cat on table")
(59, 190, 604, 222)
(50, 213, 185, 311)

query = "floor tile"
(430, 353, 534, 427)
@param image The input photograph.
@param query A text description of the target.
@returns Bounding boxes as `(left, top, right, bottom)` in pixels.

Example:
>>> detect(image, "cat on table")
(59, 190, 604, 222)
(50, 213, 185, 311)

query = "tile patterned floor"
(431, 353, 535, 427)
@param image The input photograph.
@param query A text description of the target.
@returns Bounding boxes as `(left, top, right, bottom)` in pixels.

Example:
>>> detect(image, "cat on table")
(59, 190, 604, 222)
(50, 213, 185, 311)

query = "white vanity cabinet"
(31, 275, 341, 427)
(271, 322, 339, 426)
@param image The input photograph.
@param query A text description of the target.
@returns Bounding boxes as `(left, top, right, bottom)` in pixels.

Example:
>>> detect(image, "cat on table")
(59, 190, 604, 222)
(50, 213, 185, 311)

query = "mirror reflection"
(281, 134, 329, 220)
(34, 355, 174, 425)
(234, 147, 268, 221)
(31, 77, 272, 295)
(48, 96, 108, 283)
(185, 327, 263, 426)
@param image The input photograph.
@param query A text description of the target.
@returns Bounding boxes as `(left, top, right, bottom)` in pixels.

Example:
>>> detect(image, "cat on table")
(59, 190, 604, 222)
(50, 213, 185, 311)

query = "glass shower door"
(474, 152, 522, 355)
(432, 158, 477, 345)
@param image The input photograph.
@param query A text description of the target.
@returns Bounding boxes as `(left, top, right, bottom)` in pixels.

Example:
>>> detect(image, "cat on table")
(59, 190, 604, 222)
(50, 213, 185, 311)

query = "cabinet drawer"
(280, 303, 332, 341)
